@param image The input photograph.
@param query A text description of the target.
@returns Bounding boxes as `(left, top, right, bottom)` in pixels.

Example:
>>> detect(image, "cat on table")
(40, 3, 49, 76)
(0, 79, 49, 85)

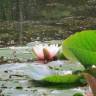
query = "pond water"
(0, 0, 95, 96)
(0, 40, 92, 96)
(0, 61, 86, 96)
(0, 44, 88, 96)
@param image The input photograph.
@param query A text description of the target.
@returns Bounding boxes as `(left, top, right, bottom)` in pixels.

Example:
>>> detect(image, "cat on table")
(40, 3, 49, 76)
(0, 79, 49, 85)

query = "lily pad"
(62, 30, 96, 68)
(43, 74, 84, 85)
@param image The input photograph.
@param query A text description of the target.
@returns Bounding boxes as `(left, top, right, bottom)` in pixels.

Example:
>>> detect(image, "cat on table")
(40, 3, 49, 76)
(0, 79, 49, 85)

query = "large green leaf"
(62, 30, 96, 68)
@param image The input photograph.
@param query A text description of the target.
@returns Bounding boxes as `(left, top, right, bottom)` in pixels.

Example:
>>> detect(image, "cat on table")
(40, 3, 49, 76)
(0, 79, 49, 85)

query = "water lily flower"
(32, 44, 60, 62)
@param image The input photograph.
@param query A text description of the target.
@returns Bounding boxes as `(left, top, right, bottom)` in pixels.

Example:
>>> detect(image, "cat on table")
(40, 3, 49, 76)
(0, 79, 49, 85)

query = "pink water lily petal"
(32, 44, 60, 61)
(46, 44, 60, 59)
(32, 45, 44, 60)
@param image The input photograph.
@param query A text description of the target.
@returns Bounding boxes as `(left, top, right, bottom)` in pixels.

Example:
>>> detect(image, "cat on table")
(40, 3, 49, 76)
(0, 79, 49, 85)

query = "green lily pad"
(43, 74, 85, 84)
(62, 30, 96, 68)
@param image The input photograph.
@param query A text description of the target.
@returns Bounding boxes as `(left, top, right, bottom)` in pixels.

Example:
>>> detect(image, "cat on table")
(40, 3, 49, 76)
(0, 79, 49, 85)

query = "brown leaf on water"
(83, 73, 96, 96)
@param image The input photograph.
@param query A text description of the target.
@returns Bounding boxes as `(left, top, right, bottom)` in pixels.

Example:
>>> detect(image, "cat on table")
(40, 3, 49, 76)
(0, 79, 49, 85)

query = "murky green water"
(0, 0, 95, 95)
(0, 62, 85, 96)
(0, 47, 86, 96)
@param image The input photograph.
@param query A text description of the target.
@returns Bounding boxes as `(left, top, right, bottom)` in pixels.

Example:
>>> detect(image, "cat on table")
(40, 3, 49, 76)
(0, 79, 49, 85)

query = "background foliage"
(0, 0, 96, 46)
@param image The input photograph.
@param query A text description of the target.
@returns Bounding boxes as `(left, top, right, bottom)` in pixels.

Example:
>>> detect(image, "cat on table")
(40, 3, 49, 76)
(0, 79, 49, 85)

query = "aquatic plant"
(32, 44, 60, 63)
(62, 30, 96, 96)
(83, 73, 94, 96)
(24, 30, 96, 95)
(62, 30, 96, 68)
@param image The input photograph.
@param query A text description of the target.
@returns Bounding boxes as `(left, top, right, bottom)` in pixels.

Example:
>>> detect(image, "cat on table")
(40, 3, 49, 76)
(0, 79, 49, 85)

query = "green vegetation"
(36, 30, 96, 95)
(62, 30, 96, 95)
(62, 30, 96, 68)
(43, 74, 85, 85)
(0, 0, 96, 46)
(0, 0, 96, 21)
